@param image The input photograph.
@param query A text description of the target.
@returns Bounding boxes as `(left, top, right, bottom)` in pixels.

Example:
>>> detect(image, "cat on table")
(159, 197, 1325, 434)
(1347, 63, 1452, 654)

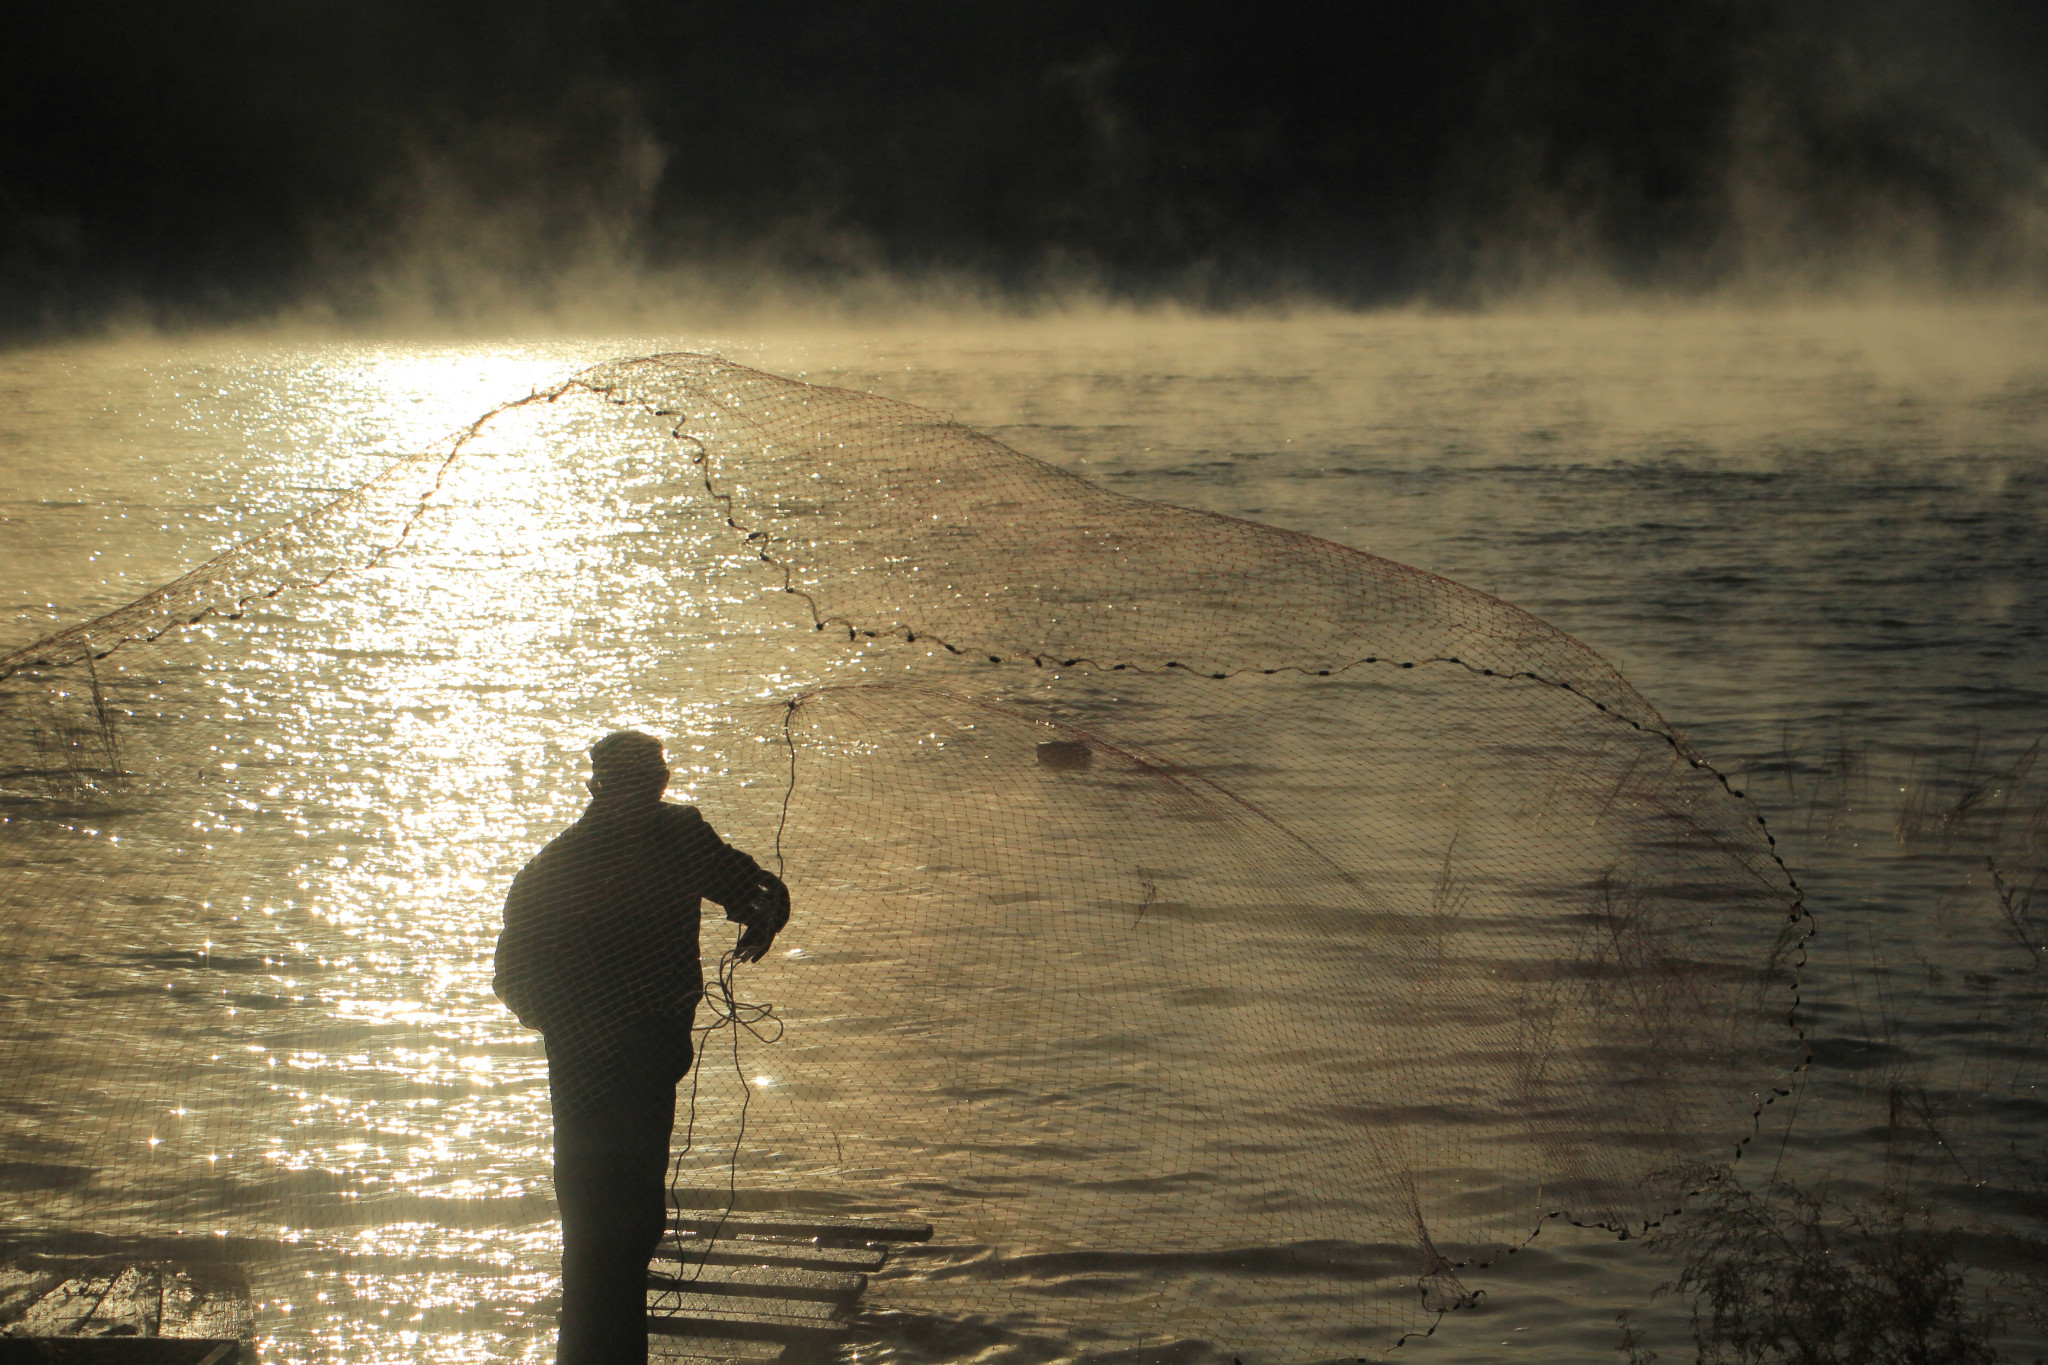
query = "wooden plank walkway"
(648, 1210, 932, 1363)
(0, 1211, 930, 1364)
(0, 1260, 252, 1364)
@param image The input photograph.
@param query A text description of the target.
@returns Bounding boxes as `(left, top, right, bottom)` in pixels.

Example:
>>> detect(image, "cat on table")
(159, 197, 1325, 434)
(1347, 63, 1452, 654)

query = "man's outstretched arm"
(677, 807, 790, 963)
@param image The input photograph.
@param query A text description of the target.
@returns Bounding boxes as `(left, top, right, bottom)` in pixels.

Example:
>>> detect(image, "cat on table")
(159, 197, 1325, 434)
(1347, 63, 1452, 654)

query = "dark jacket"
(494, 799, 768, 1108)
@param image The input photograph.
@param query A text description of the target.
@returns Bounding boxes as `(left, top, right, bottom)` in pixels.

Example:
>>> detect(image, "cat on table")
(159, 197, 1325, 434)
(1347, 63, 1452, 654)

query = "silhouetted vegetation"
(1657, 1179, 2003, 1365)
(1636, 723, 2048, 1364)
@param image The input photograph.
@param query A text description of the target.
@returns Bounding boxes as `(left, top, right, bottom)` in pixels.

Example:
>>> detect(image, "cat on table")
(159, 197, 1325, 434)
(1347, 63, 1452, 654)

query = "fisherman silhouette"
(494, 730, 790, 1365)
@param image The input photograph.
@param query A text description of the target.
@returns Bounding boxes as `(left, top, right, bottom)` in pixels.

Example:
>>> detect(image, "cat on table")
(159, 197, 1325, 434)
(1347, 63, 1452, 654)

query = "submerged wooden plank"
(646, 1334, 786, 1365)
(647, 1291, 839, 1325)
(15, 1266, 157, 1338)
(645, 1293, 848, 1341)
(0, 1269, 64, 1328)
(13, 1272, 109, 1336)
(0, 1261, 250, 1349)
(667, 1210, 931, 1244)
(659, 1236, 884, 1272)
(648, 1264, 864, 1303)
(154, 1269, 252, 1343)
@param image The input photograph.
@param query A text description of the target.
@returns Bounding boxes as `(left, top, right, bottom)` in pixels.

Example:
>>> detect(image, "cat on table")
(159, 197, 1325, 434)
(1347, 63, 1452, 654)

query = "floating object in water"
(1035, 739, 1092, 770)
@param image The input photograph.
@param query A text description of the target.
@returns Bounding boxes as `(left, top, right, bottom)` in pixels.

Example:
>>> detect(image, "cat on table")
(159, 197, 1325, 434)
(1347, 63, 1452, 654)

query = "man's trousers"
(546, 1022, 695, 1365)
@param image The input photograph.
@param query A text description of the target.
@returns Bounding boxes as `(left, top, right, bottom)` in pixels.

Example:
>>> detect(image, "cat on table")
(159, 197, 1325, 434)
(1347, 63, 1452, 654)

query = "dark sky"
(4, 0, 2045, 337)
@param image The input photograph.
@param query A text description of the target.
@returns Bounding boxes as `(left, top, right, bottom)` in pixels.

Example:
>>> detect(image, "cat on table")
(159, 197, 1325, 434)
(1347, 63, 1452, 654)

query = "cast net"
(0, 354, 1805, 1361)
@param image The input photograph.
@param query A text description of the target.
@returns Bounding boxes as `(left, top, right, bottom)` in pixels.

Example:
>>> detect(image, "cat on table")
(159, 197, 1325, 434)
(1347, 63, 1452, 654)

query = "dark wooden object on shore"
(647, 1210, 932, 1365)
(0, 1260, 253, 1365)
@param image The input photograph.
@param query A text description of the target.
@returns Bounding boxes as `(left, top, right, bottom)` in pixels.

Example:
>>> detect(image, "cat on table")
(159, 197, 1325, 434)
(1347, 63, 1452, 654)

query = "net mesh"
(0, 353, 1805, 1359)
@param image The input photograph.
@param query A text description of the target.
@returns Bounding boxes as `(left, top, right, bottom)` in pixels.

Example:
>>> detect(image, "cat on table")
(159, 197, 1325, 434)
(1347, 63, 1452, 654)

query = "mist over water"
(8, 1, 2048, 339)
(2, 305, 2045, 1362)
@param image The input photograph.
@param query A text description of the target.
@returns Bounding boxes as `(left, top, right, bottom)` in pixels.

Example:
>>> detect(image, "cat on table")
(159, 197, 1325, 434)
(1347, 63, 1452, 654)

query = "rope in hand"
(653, 699, 802, 1306)
(652, 948, 785, 1301)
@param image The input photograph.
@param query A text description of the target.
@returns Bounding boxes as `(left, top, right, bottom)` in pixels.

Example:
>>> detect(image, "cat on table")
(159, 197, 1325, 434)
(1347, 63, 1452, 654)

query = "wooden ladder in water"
(646, 1210, 933, 1365)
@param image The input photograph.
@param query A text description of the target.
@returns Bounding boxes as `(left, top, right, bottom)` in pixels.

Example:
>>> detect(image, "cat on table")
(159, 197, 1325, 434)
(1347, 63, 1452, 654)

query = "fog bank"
(4, 0, 2046, 340)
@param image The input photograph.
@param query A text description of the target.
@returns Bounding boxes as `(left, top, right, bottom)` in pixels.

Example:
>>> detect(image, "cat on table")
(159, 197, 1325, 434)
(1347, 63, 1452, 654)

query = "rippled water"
(2, 308, 2045, 1362)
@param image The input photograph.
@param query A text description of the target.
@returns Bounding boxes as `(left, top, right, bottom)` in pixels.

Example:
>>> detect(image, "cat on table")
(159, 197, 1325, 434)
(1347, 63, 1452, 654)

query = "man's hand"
(732, 876, 790, 964)
(733, 921, 775, 964)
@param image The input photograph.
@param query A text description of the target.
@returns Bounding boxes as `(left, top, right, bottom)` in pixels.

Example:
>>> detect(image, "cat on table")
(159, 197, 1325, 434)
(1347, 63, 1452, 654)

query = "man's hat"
(589, 729, 667, 781)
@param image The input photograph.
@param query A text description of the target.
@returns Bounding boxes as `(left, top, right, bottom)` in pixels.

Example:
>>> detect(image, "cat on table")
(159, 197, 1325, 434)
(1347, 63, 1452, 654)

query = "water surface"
(3, 308, 2044, 1362)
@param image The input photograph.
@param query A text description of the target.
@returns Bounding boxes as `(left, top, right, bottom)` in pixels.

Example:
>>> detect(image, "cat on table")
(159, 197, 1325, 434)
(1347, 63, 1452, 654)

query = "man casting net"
(496, 728, 788, 1364)
(0, 354, 1804, 1360)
